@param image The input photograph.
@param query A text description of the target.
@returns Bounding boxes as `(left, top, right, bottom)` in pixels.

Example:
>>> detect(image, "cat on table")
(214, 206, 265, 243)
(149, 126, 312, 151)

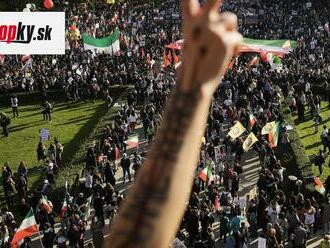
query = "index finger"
(203, 0, 223, 15)
(182, 0, 200, 19)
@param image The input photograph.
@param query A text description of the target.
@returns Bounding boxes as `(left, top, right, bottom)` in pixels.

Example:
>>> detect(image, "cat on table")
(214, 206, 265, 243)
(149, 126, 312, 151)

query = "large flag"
(240, 38, 297, 55)
(243, 132, 258, 152)
(82, 28, 120, 55)
(166, 38, 297, 56)
(11, 209, 38, 248)
(228, 121, 246, 139)
(261, 121, 276, 135)
(84, 196, 93, 222)
(249, 114, 257, 128)
(268, 122, 280, 148)
(199, 165, 213, 184)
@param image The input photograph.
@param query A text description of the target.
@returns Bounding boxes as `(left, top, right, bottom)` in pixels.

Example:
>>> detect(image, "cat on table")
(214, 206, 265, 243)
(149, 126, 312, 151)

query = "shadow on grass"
(9, 120, 44, 133)
(30, 103, 107, 191)
(305, 142, 322, 150)
(300, 132, 315, 140)
(55, 116, 92, 127)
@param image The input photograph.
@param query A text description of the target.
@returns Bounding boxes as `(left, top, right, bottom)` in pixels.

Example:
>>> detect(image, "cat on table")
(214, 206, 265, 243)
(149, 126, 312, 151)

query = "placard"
(40, 128, 50, 141)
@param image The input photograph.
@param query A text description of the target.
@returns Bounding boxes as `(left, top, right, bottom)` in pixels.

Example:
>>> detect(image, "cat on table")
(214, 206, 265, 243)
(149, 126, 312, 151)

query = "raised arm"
(108, 0, 242, 247)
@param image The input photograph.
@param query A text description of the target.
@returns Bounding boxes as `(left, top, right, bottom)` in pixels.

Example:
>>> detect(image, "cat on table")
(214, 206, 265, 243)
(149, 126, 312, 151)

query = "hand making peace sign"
(180, 0, 242, 93)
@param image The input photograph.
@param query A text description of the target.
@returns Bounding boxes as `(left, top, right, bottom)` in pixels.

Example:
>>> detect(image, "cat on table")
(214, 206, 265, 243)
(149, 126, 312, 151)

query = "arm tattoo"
(110, 87, 201, 247)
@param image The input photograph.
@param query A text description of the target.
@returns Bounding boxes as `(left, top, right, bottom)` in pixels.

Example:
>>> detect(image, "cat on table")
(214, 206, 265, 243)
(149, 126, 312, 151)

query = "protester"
(10, 96, 19, 118)
(0, 113, 10, 137)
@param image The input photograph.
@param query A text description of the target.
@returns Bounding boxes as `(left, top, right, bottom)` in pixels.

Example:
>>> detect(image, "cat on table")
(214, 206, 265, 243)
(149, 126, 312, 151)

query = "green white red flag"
(199, 165, 214, 185)
(82, 28, 120, 55)
(11, 209, 38, 248)
(268, 122, 280, 148)
(41, 195, 53, 214)
(84, 196, 93, 222)
(315, 177, 326, 195)
(249, 114, 257, 128)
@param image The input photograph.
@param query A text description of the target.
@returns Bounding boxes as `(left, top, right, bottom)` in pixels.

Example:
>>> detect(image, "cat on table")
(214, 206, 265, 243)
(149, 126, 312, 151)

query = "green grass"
(294, 102, 330, 181)
(0, 100, 104, 189)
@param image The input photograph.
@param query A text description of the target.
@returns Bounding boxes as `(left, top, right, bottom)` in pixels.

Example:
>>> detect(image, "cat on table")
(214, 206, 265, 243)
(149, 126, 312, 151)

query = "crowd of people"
(1, 0, 330, 247)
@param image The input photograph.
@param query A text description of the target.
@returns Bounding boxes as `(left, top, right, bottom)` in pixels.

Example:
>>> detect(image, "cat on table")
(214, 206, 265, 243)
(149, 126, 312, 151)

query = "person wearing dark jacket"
(0, 112, 10, 137)
(42, 223, 55, 248)
(93, 192, 105, 227)
(120, 153, 131, 183)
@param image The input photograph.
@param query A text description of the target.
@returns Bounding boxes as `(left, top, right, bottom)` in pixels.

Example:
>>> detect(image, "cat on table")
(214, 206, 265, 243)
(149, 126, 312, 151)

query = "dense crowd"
(1, 0, 330, 247)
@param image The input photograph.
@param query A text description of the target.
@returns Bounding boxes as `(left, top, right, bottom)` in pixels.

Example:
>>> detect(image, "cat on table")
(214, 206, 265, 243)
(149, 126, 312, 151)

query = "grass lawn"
(294, 102, 330, 181)
(0, 100, 105, 189)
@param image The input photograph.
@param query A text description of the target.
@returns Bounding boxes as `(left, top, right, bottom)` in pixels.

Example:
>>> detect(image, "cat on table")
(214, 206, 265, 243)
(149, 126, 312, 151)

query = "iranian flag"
(268, 122, 280, 148)
(41, 195, 53, 214)
(240, 38, 297, 56)
(60, 181, 69, 220)
(249, 114, 257, 128)
(315, 177, 326, 195)
(11, 209, 38, 248)
(199, 165, 214, 184)
(84, 196, 93, 222)
(166, 38, 297, 57)
(60, 197, 68, 220)
(82, 28, 120, 55)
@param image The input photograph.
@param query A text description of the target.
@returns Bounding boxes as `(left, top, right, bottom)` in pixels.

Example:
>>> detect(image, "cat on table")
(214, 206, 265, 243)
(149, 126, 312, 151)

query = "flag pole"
(31, 208, 44, 248)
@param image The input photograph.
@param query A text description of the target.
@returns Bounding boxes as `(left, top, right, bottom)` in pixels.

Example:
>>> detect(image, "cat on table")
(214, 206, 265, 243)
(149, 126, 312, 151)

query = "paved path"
(215, 122, 260, 247)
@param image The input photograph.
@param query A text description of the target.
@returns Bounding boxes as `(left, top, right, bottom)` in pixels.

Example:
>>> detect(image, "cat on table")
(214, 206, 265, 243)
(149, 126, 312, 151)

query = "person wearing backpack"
(0, 112, 10, 137)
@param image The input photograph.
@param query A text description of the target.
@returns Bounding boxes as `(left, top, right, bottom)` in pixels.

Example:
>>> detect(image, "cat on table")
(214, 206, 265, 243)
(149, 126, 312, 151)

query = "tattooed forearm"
(109, 88, 202, 247)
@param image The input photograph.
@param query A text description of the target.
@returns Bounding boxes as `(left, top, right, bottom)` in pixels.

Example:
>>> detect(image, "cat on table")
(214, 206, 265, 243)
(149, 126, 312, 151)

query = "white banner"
(0, 12, 65, 54)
